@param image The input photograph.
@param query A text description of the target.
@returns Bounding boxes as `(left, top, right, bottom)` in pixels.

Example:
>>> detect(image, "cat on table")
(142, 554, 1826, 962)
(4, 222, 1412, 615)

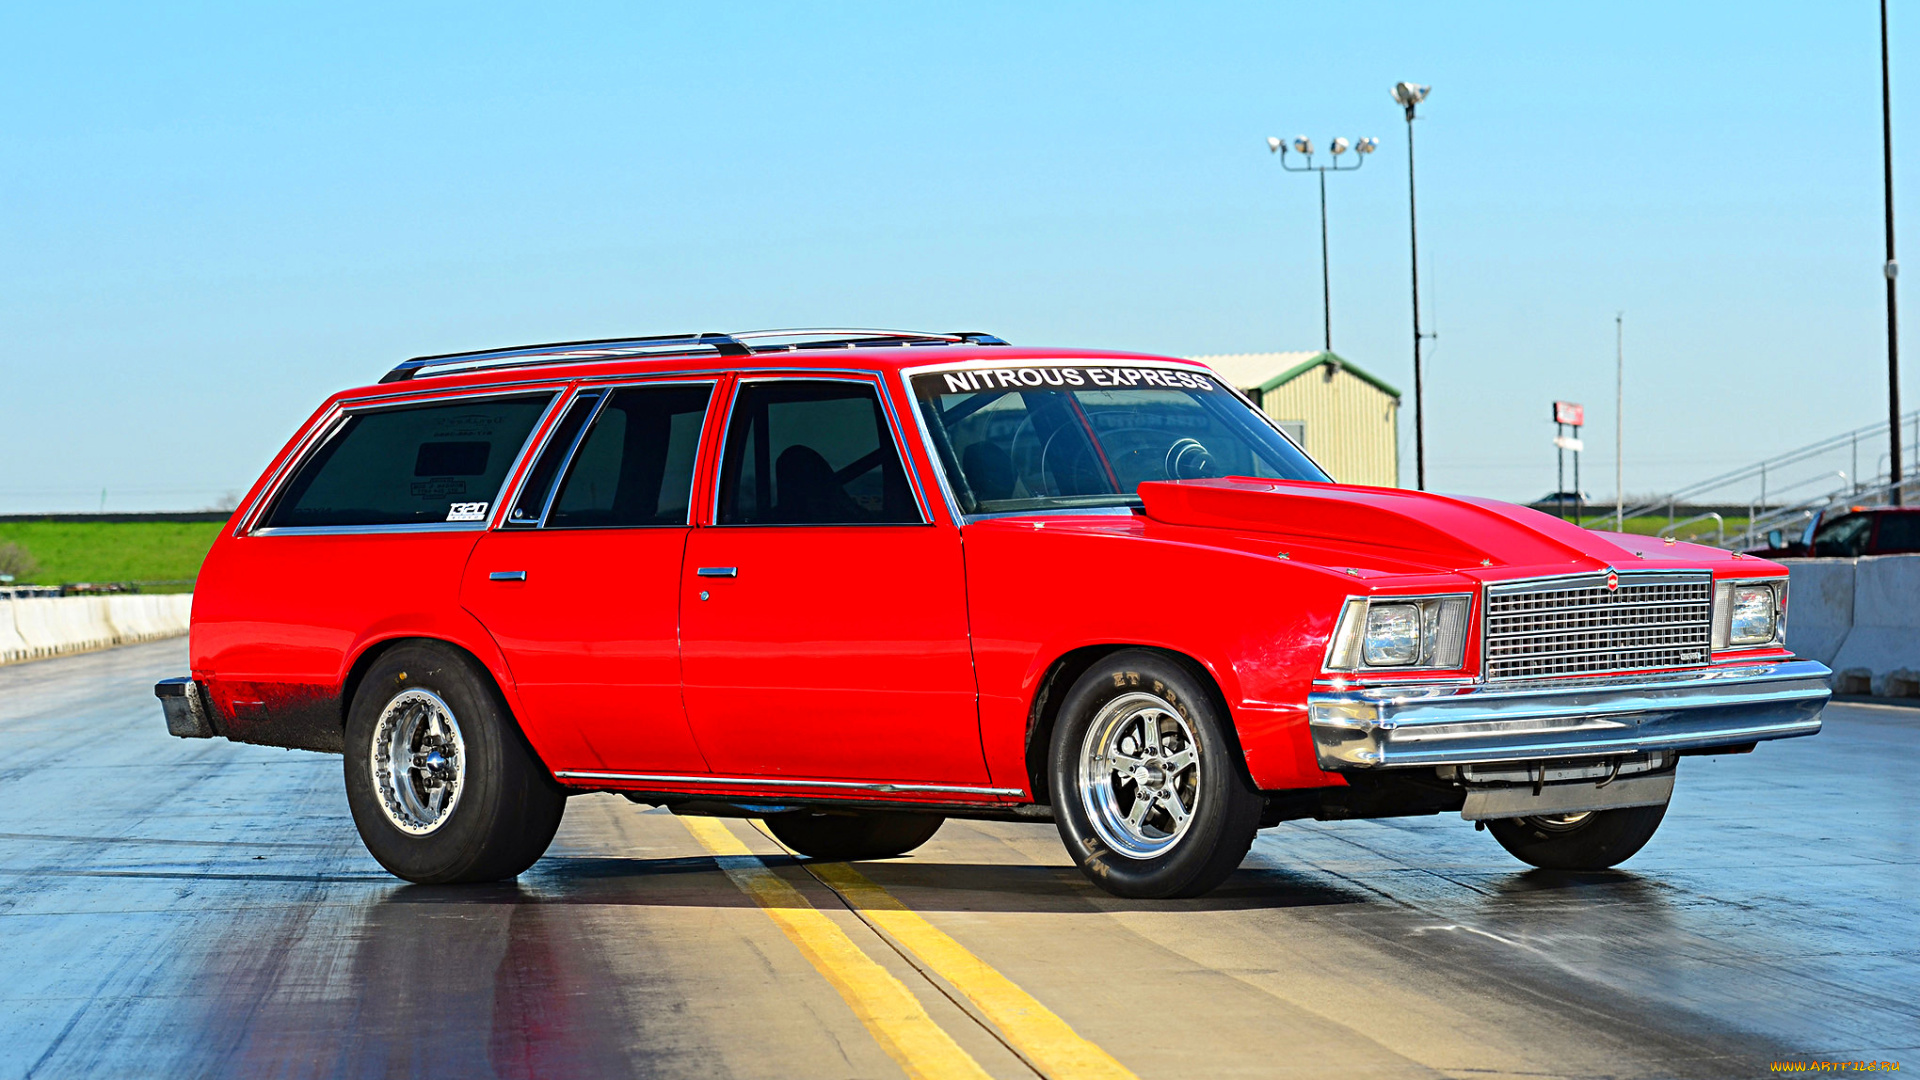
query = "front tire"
(1485, 802, 1669, 871)
(763, 810, 944, 861)
(344, 642, 566, 884)
(1050, 650, 1262, 899)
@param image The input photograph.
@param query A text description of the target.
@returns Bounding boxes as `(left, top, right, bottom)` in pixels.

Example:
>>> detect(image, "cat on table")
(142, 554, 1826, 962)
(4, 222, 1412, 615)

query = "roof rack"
(379, 328, 1009, 383)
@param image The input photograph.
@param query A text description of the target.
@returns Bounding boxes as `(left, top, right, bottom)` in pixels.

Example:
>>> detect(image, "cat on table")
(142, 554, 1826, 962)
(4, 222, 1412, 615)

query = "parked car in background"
(157, 329, 1831, 899)
(1527, 491, 1593, 520)
(1530, 490, 1592, 506)
(1745, 505, 1920, 558)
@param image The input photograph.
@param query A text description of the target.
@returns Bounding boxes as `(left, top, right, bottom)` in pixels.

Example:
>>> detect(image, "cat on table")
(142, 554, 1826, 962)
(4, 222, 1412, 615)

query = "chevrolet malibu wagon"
(157, 329, 1831, 897)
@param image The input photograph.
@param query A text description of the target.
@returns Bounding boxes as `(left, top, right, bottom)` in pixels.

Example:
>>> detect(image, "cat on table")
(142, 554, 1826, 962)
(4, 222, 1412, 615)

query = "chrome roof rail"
(730, 328, 1010, 351)
(380, 333, 751, 383)
(379, 329, 1007, 383)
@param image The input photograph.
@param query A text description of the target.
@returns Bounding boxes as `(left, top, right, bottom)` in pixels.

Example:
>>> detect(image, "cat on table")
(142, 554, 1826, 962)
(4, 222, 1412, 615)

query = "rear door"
(462, 379, 718, 774)
(678, 375, 989, 786)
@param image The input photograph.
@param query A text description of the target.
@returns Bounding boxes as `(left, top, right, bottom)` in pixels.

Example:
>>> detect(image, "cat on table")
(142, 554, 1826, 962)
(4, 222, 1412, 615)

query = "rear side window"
(543, 384, 713, 528)
(264, 395, 552, 529)
(506, 390, 605, 525)
(716, 381, 921, 525)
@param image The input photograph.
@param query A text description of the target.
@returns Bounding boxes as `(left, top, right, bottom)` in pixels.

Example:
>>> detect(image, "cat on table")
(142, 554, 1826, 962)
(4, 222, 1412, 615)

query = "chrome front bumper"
(1308, 659, 1831, 769)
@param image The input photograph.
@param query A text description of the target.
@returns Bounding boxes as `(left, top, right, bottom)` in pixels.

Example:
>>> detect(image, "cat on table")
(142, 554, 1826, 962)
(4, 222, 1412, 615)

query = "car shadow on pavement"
(413, 852, 1384, 913)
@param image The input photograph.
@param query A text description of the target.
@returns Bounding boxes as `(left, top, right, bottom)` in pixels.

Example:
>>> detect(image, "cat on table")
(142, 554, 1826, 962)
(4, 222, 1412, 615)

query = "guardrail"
(0, 594, 192, 665)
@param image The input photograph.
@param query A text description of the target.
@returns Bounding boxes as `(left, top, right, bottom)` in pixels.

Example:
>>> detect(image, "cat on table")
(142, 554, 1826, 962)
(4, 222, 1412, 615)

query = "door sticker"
(446, 502, 490, 522)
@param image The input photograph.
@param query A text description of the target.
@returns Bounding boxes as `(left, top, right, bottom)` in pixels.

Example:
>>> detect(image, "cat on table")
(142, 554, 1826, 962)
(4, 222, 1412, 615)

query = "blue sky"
(0, 2, 1907, 511)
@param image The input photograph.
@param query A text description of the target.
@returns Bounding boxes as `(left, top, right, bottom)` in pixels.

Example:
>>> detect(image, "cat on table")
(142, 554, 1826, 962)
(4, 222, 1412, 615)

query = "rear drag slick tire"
(343, 642, 567, 884)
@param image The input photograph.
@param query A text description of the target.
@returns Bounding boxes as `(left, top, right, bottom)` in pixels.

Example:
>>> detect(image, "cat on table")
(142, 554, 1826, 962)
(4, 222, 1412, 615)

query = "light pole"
(1615, 312, 1625, 530)
(1393, 81, 1431, 489)
(1882, 0, 1903, 504)
(1267, 134, 1377, 351)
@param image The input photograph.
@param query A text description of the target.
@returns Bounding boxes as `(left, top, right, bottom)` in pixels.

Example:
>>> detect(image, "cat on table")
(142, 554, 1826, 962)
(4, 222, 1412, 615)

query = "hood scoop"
(1138, 478, 1629, 571)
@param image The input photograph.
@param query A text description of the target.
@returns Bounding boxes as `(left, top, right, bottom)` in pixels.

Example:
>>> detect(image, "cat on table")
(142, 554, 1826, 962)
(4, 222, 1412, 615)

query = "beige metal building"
(1186, 350, 1402, 487)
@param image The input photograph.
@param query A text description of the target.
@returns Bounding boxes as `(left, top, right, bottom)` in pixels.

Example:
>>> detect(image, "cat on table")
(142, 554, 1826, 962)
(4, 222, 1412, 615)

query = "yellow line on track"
(802, 858, 1139, 1080)
(680, 816, 995, 1080)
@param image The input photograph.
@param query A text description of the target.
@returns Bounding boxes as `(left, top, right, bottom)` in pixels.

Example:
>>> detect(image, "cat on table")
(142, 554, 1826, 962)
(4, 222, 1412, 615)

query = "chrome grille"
(1483, 572, 1713, 680)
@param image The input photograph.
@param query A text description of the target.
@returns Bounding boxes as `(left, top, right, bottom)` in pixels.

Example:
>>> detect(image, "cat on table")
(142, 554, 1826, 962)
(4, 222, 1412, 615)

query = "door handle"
(489, 571, 528, 582)
(695, 567, 738, 578)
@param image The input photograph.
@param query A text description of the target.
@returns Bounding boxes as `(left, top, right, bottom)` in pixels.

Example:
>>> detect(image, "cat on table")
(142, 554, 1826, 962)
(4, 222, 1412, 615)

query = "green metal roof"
(1254, 351, 1402, 400)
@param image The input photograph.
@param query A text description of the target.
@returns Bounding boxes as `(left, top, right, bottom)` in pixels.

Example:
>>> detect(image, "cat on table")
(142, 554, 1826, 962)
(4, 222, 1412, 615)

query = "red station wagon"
(157, 330, 1832, 898)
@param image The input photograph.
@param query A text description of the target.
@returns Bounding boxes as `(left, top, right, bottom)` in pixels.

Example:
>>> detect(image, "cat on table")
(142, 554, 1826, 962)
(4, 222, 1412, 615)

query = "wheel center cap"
(1132, 764, 1167, 789)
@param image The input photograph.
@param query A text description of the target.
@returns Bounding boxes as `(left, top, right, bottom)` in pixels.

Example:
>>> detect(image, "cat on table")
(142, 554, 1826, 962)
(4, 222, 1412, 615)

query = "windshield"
(911, 365, 1329, 515)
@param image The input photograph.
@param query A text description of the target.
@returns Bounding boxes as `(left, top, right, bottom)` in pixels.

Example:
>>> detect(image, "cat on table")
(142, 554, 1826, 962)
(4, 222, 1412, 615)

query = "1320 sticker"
(446, 502, 489, 522)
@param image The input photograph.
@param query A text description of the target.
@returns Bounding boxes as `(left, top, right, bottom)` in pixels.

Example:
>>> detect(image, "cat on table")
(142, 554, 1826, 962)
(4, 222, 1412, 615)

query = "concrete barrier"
(106, 594, 190, 643)
(1782, 555, 1920, 697)
(0, 593, 193, 666)
(1779, 559, 1854, 668)
(0, 601, 31, 663)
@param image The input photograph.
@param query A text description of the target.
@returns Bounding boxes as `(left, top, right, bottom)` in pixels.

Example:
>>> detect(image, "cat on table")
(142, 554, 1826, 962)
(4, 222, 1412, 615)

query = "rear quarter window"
(263, 394, 553, 529)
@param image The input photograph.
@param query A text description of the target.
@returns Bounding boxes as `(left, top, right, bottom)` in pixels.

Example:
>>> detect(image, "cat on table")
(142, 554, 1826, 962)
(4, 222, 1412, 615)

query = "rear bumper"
(155, 677, 215, 739)
(1308, 659, 1831, 769)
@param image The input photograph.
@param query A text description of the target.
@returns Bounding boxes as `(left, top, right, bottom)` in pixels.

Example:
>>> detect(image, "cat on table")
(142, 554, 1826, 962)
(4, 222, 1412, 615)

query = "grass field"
(0, 522, 225, 591)
(1581, 515, 1752, 544)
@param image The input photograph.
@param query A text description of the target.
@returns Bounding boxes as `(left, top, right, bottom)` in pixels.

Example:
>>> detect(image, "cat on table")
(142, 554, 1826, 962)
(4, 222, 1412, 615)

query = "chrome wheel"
(1077, 691, 1201, 858)
(370, 689, 466, 836)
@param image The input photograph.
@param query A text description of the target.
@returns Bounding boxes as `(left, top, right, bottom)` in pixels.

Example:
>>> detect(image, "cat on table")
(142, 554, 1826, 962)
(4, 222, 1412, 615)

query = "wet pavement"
(1, 639, 1914, 1079)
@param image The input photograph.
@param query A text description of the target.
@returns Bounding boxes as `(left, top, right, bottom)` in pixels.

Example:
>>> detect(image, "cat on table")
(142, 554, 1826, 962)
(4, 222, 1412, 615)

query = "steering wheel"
(1164, 438, 1218, 480)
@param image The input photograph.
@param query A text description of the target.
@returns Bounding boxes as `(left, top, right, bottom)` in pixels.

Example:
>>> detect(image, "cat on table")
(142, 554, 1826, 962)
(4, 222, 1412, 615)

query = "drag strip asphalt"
(1, 640, 1914, 1078)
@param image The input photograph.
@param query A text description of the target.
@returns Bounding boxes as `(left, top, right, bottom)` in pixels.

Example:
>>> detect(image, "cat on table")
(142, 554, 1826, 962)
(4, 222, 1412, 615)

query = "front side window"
(264, 394, 553, 529)
(911, 365, 1327, 515)
(716, 380, 921, 525)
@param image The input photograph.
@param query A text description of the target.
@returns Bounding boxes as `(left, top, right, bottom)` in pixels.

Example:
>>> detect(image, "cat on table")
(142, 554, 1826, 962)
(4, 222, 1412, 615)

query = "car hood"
(1137, 477, 1761, 580)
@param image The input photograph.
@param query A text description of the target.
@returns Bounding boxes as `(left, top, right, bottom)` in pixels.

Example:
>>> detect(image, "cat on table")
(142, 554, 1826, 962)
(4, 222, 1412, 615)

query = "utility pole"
(1884, 0, 1903, 504)
(1394, 82, 1431, 489)
(1616, 313, 1625, 530)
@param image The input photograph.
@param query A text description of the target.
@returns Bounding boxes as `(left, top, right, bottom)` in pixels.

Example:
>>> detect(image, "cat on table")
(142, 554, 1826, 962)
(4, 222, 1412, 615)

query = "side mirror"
(1767, 529, 1784, 549)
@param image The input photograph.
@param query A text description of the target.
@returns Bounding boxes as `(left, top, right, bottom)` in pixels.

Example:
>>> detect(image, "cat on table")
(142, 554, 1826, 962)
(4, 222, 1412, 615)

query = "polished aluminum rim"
(1077, 691, 1201, 859)
(371, 689, 466, 836)
(1528, 812, 1594, 831)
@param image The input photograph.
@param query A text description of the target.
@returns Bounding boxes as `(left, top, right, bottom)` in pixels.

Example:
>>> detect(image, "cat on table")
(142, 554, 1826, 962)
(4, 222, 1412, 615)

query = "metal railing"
(1611, 411, 1920, 529)
(1659, 512, 1724, 547)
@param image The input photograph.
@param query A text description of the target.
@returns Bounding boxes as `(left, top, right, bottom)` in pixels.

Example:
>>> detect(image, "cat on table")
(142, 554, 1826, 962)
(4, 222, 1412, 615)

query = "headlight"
(1713, 578, 1784, 649)
(1730, 585, 1776, 644)
(1364, 604, 1421, 665)
(1327, 594, 1472, 671)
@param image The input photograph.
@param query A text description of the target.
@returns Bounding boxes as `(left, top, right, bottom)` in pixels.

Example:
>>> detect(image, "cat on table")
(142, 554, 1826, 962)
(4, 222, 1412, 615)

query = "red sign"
(1553, 401, 1585, 426)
